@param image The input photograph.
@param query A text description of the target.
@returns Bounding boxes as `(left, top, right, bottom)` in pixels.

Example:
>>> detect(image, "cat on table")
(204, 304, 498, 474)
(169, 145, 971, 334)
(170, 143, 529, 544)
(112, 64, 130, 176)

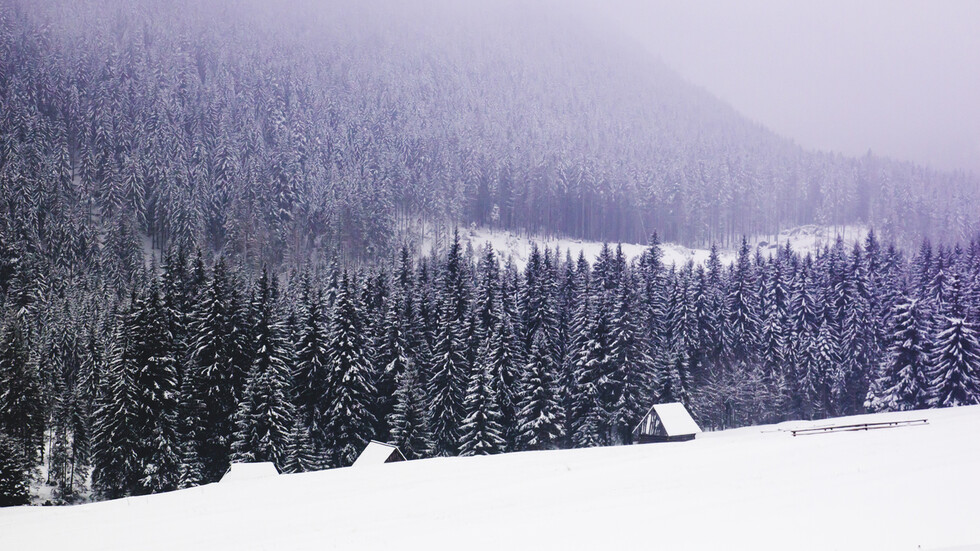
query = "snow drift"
(2, 406, 978, 551)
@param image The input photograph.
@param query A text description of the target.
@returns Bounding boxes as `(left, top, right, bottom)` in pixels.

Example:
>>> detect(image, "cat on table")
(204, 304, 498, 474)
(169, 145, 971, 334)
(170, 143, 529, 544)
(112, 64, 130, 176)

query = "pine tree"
(0, 431, 30, 507)
(389, 361, 431, 460)
(482, 301, 524, 449)
(231, 268, 296, 471)
(282, 417, 319, 474)
(726, 237, 759, 365)
(459, 343, 506, 456)
(185, 257, 249, 482)
(573, 288, 615, 447)
(134, 280, 181, 494)
(516, 331, 564, 450)
(373, 276, 412, 442)
(92, 282, 180, 498)
(293, 283, 330, 457)
(867, 296, 930, 411)
(426, 304, 468, 457)
(928, 317, 980, 408)
(323, 272, 377, 467)
(607, 270, 652, 443)
(91, 295, 141, 499)
(0, 317, 44, 463)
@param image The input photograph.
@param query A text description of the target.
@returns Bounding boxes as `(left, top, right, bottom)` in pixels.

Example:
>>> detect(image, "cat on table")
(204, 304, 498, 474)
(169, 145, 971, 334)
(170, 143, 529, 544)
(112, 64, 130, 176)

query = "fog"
(587, 0, 980, 174)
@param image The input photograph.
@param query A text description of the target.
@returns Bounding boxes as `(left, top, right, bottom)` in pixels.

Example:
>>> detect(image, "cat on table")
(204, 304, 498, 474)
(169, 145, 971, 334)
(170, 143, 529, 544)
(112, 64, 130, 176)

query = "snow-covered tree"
(516, 331, 564, 450)
(231, 269, 297, 470)
(928, 317, 980, 408)
(867, 296, 930, 411)
(460, 343, 506, 456)
(323, 272, 377, 467)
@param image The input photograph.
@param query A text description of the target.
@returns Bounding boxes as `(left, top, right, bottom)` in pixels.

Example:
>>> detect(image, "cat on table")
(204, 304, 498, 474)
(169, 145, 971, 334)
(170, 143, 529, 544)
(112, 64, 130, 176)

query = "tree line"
(2, 228, 980, 504)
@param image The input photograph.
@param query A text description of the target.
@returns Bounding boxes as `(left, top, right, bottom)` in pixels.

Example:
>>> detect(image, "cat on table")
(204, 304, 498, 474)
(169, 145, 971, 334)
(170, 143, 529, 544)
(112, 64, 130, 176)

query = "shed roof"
(352, 441, 405, 467)
(220, 462, 280, 483)
(652, 402, 702, 436)
(635, 402, 702, 437)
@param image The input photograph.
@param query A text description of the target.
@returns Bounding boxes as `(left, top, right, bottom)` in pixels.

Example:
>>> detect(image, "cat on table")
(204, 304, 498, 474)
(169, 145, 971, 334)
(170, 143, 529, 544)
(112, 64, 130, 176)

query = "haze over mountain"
(594, 0, 980, 175)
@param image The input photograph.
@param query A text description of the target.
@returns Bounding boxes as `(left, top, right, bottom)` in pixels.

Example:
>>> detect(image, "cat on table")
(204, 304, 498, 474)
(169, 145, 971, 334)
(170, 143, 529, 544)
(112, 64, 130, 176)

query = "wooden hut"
(352, 441, 407, 467)
(632, 402, 702, 443)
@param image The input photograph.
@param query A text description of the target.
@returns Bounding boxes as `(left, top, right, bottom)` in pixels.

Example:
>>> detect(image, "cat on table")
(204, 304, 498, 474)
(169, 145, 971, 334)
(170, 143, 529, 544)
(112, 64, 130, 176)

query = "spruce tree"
(134, 280, 181, 494)
(0, 317, 44, 462)
(389, 361, 431, 460)
(293, 283, 330, 457)
(373, 287, 412, 443)
(323, 272, 377, 466)
(928, 317, 980, 407)
(867, 296, 930, 411)
(282, 417, 319, 474)
(92, 282, 180, 498)
(0, 432, 30, 507)
(608, 270, 652, 443)
(516, 331, 564, 450)
(185, 257, 248, 482)
(459, 343, 506, 456)
(231, 268, 296, 471)
(483, 302, 524, 449)
(426, 304, 468, 457)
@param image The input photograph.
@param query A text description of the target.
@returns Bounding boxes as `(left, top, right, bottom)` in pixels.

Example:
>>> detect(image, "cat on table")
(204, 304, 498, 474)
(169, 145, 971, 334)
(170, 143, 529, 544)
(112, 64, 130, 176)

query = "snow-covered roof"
(645, 402, 702, 437)
(352, 441, 404, 467)
(220, 462, 280, 483)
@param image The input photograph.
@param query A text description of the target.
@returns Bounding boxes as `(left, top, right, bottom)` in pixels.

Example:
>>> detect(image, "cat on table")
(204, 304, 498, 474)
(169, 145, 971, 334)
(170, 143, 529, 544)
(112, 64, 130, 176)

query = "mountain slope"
(3, 405, 977, 550)
(1, 0, 976, 271)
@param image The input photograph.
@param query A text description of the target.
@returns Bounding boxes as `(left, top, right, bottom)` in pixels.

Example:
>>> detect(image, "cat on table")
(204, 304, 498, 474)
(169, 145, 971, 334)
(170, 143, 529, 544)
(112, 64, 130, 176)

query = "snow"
(649, 402, 702, 436)
(436, 224, 868, 269)
(351, 441, 402, 467)
(3, 406, 979, 550)
(219, 462, 279, 483)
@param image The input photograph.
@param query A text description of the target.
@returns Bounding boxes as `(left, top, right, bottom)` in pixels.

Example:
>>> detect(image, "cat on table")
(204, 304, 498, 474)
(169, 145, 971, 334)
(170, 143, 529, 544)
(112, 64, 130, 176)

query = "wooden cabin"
(632, 402, 702, 443)
(352, 441, 407, 467)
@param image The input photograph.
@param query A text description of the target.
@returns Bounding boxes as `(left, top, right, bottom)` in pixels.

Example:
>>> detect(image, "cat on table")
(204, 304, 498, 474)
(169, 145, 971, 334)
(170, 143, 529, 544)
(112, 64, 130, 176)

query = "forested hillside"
(1, 0, 978, 271)
(3, 228, 980, 504)
(2, 0, 980, 507)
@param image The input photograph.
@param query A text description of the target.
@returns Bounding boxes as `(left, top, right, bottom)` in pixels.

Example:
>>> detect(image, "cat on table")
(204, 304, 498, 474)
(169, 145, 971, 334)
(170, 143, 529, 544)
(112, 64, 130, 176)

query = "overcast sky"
(588, 0, 980, 174)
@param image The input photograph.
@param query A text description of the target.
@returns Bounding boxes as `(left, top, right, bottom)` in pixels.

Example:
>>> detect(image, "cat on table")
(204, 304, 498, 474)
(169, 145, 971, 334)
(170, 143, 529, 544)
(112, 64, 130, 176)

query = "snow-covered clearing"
(442, 224, 868, 269)
(2, 405, 978, 551)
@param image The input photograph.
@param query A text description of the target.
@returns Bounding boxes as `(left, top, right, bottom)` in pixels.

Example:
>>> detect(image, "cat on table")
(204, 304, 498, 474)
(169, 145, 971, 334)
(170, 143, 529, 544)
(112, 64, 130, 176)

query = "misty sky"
(589, 0, 980, 174)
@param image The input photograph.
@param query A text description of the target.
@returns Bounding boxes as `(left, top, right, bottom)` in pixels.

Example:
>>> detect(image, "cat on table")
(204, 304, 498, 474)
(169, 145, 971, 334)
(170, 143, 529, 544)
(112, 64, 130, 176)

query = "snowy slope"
(3, 406, 978, 551)
(443, 224, 867, 269)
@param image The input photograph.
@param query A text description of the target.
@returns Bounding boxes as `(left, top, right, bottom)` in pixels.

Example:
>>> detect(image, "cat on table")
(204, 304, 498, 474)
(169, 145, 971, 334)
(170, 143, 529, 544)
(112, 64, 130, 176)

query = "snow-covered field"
(3, 405, 978, 551)
(441, 224, 868, 269)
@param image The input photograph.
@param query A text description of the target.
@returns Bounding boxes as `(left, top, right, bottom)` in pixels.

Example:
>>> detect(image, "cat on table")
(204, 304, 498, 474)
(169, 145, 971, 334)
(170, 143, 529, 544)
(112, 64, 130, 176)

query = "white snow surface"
(3, 406, 978, 551)
(442, 224, 868, 269)
(650, 402, 702, 436)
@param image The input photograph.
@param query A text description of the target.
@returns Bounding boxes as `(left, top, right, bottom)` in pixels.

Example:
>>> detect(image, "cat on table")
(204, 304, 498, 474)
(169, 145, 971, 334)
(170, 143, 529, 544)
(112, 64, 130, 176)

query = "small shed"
(352, 441, 406, 467)
(220, 462, 280, 483)
(632, 402, 702, 443)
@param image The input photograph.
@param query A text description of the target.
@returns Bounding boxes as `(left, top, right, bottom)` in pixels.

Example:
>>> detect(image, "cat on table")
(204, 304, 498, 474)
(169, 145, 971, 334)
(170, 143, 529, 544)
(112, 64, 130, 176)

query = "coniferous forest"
(4, 228, 980, 504)
(1, 0, 980, 506)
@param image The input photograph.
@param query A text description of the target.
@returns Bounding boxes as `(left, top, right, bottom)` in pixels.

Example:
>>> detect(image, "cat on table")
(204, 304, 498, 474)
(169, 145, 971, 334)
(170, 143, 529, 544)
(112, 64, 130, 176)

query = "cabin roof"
(635, 402, 702, 437)
(220, 462, 280, 483)
(352, 441, 405, 467)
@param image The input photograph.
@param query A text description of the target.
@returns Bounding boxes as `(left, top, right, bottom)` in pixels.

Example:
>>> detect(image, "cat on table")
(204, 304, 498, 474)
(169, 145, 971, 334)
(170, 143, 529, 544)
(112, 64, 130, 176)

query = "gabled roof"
(635, 402, 702, 437)
(352, 441, 406, 467)
(220, 462, 280, 483)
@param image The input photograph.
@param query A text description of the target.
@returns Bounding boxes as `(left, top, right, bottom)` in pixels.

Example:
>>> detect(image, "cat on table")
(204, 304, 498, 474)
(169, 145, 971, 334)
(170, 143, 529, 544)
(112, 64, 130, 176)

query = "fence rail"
(790, 418, 928, 437)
